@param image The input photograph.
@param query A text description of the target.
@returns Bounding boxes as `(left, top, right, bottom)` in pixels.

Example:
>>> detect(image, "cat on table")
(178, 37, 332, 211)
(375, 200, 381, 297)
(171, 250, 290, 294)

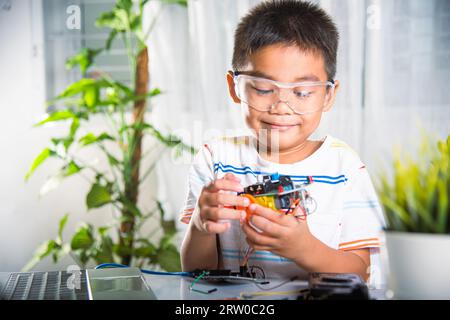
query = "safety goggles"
(233, 71, 335, 115)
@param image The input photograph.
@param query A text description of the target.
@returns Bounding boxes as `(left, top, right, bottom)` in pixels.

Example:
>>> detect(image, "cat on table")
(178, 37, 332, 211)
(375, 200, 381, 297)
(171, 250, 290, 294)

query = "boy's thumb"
(224, 172, 240, 182)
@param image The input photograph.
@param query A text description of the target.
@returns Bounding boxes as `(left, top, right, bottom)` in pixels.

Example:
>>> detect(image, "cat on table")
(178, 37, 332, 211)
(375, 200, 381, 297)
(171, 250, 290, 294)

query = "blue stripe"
(213, 162, 348, 184)
(213, 162, 266, 173)
(222, 254, 294, 263)
(300, 179, 347, 185)
(343, 200, 380, 209)
(344, 200, 378, 204)
(343, 205, 380, 210)
(214, 167, 263, 176)
(222, 249, 276, 257)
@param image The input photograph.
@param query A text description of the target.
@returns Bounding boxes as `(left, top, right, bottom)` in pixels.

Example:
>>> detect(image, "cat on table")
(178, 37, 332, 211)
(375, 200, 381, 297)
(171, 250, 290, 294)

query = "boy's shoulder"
(325, 135, 366, 172)
(327, 135, 359, 157)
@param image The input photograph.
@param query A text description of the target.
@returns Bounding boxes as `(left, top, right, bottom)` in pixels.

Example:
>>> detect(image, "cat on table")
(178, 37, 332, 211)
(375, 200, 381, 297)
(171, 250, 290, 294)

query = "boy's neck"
(257, 139, 323, 164)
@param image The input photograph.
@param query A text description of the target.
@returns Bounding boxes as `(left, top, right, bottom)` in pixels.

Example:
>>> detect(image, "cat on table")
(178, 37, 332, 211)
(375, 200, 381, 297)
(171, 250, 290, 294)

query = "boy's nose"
(269, 100, 295, 115)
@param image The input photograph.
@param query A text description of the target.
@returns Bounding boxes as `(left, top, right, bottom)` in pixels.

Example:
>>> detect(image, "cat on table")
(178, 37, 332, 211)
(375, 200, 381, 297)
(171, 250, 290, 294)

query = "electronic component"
(190, 266, 267, 283)
(236, 173, 316, 221)
(300, 273, 369, 300)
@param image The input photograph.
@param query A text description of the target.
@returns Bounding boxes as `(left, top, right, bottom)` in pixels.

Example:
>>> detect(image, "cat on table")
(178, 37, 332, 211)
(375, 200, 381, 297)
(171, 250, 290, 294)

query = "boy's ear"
(322, 79, 339, 112)
(226, 71, 241, 104)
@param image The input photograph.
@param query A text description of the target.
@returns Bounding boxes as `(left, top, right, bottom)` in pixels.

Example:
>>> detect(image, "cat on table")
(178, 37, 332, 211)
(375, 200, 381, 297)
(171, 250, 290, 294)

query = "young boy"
(179, 0, 384, 284)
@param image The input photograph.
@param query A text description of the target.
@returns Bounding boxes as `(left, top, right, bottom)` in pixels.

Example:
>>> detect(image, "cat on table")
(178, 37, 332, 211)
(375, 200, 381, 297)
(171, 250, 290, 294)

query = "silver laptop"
(0, 267, 157, 300)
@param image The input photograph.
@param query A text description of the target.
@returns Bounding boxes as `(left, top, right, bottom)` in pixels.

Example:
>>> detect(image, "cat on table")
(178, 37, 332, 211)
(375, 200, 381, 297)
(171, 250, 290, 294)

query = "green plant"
(376, 134, 450, 234)
(23, 0, 194, 272)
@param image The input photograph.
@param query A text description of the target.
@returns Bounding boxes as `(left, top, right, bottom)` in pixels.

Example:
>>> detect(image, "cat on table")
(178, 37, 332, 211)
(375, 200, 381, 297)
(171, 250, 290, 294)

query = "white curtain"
(363, 0, 450, 171)
(144, 0, 450, 229)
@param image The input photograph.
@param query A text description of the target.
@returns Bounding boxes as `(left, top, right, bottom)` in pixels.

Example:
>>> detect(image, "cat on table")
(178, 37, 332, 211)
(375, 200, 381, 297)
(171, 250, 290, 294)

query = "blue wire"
(95, 263, 193, 277)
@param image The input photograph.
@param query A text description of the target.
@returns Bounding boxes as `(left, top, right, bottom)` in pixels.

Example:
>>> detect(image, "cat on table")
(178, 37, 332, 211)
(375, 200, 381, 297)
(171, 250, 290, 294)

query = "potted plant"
(376, 134, 450, 299)
(23, 0, 193, 272)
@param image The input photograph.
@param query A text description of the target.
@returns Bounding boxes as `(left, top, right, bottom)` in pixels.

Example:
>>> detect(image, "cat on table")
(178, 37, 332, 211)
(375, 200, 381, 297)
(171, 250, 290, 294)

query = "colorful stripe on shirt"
(180, 207, 194, 224)
(221, 249, 295, 263)
(338, 238, 381, 251)
(343, 200, 380, 210)
(213, 162, 348, 185)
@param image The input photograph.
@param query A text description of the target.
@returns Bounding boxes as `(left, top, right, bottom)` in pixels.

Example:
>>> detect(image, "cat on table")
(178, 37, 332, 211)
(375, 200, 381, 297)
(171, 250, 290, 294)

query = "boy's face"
(227, 44, 339, 154)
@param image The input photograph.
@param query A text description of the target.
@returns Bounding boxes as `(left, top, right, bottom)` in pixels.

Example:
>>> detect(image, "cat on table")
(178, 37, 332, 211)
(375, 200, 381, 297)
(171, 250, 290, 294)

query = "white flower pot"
(385, 231, 450, 299)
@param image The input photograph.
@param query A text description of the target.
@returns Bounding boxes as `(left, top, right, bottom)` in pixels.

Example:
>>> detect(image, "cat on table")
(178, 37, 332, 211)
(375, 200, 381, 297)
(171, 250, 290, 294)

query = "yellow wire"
(239, 289, 302, 300)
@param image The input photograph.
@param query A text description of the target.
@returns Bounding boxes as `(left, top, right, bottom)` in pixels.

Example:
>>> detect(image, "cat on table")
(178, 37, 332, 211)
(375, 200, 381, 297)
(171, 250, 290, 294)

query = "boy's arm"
(293, 237, 371, 280)
(180, 174, 248, 272)
(180, 213, 219, 271)
(242, 204, 372, 281)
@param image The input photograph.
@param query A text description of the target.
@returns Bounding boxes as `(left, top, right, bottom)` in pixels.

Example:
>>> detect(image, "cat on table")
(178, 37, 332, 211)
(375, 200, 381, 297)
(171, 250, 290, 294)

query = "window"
(42, 0, 131, 111)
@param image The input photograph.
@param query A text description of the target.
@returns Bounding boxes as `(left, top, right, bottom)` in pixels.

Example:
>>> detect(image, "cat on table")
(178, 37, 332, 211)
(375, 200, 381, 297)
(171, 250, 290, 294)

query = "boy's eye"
(294, 90, 313, 99)
(252, 86, 274, 95)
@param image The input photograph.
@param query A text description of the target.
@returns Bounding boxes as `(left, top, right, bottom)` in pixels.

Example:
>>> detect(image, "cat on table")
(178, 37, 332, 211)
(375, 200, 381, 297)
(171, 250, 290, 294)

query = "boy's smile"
(227, 44, 339, 163)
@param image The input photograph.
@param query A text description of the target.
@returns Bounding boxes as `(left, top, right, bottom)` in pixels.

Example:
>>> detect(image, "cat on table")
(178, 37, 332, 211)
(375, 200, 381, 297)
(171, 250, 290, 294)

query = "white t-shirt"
(179, 134, 385, 285)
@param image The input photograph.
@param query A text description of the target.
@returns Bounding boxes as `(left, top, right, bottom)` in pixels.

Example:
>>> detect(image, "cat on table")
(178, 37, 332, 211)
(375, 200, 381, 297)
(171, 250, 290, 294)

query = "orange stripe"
(339, 243, 381, 251)
(339, 238, 379, 247)
(180, 217, 191, 224)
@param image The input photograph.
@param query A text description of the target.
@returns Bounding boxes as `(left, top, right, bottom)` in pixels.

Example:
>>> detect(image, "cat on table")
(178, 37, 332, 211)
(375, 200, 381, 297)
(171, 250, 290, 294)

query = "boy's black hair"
(232, 0, 339, 80)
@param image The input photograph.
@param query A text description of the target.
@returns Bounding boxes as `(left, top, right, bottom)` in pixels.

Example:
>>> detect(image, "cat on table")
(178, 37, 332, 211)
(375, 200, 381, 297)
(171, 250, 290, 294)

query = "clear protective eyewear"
(233, 71, 335, 115)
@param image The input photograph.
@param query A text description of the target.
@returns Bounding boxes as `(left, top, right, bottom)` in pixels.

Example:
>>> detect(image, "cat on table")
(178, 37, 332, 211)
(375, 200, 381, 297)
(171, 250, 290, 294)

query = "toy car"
(235, 173, 316, 221)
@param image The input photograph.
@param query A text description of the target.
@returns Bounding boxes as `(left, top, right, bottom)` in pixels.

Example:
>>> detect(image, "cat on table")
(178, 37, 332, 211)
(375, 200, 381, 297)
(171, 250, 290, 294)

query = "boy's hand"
(242, 203, 315, 263)
(193, 173, 250, 234)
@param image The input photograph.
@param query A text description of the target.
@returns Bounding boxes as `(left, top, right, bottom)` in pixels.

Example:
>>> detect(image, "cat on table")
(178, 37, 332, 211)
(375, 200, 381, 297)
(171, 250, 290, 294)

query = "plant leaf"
(133, 240, 157, 258)
(105, 29, 118, 50)
(156, 244, 181, 272)
(119, 196, 142, 216)
(57, 79, 98, 99)
(96, 9, 129, 31)
(22, 240, 58, 271)
(83, 85, 99, 108)
(117, 0, 133, 12)
(94, 234, 115, 264)
(39, 162, 82, 196)
(162, 0, 188, 7)
(71, 225, 94, 250)
(79, 132, 114, 146)
(25, 148, 53, 181)
(66, 48, 102, 74)
(34, 110, 76, 127)
(64, 161, 82, 177)
(86, 183, 112, 209)
(58, 214, 69, 242)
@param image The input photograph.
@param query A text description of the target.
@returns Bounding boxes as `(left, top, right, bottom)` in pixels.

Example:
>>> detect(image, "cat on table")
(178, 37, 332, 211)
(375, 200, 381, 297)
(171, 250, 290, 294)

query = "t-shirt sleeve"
(338, 164, 386, 251)
(179, 143, 215, 225)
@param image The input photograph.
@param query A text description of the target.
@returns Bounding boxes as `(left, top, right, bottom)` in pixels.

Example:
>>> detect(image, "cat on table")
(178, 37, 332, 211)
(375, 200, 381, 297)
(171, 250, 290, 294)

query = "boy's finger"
(248, 203, 290, 226)
(204, 178, 244, 193)
(202, 220, 230, 234)
(242, 221, 276, 247)
(245, 238, 272, 252)
(249, 215, 284, 238)
(204, 192, 250, 207)
(224, 172, 241, 182)
(204, 207, 244, 221)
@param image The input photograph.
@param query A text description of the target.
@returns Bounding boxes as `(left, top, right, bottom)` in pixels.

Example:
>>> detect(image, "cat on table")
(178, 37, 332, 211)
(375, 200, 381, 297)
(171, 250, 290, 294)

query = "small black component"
(301, 273, 369, 300)
(190, 266, 262, 281)
(191, 269, 233, 278)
